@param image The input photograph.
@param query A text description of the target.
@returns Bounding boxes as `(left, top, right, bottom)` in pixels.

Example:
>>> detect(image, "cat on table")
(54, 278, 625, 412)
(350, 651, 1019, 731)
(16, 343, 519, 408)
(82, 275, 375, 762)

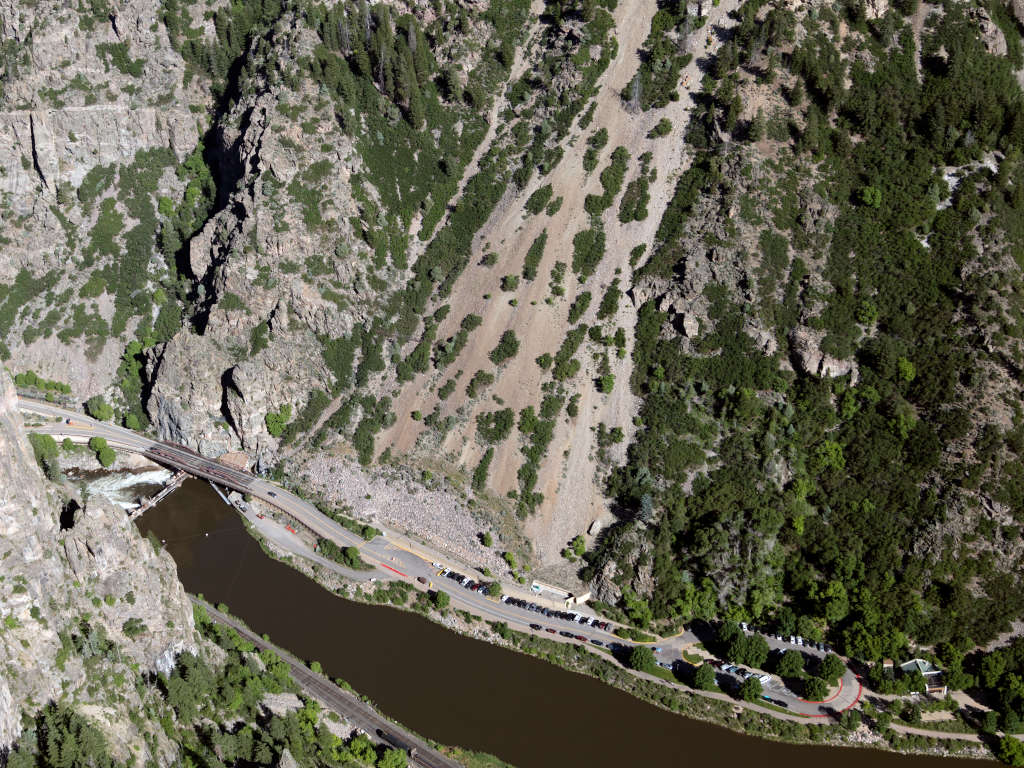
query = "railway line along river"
(136, 480, 987, 768)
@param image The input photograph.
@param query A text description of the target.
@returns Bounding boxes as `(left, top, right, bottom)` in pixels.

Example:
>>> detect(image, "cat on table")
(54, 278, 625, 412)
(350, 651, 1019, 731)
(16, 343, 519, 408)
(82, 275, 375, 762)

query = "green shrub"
(618, 176, 651, 222)
(86, 395, 114, 422)
(97, 447, 117, 468)
(473, 448, 495, 492)
(568, 292, 592, 323)
(317, 538, 373, 570)
(525, 184, 553, 215)
(219, 292, 247, 312)
(523, 231, 547, 281)
(96, 41, 145, 76)
(552, 325, 588, 381)
(585, 146, 629, 216)
(280, 390, 331, 445)
(122, 617, 147, 638)
(477, 408, 515, 443)
(489, 330, 520, 365)
(571, 228, 605, 280)
(623, 7, 692, 110)
(583, 127, 609, 173)
(648, 118, 672, 138)
(265, 404, 293, 437)
(597, 279, 621, 320)
(466, 370, 496, 398)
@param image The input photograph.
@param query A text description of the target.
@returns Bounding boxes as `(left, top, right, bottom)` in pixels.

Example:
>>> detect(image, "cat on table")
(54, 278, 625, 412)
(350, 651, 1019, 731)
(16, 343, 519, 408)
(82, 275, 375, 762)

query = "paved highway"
(195, 598, 460, 768)
(20, 398, 861, 718)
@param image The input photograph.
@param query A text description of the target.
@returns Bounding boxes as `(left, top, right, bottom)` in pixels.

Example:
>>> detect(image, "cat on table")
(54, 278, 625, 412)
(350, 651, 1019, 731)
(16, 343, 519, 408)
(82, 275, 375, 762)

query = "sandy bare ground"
(379, 0, 743, 575)
(282, 3, 545, 458)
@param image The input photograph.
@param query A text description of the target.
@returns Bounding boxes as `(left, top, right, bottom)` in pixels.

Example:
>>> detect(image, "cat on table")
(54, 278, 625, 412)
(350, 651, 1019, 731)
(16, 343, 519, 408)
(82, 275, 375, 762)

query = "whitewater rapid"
(84, 469, 172, 510)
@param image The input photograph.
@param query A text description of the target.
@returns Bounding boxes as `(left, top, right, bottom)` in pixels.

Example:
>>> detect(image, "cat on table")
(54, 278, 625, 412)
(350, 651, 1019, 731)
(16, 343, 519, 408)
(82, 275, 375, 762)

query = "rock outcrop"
(0, 366, 197, 749)
(788, 327, 859, 382)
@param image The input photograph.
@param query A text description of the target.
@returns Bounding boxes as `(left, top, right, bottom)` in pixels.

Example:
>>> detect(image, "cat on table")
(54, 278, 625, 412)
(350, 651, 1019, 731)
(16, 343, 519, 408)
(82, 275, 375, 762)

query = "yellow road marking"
(386, 538, 433, 564)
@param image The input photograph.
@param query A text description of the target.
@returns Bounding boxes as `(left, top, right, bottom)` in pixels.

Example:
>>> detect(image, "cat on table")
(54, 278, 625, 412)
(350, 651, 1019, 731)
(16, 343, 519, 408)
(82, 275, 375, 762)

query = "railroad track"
(194, 599, 460, 768)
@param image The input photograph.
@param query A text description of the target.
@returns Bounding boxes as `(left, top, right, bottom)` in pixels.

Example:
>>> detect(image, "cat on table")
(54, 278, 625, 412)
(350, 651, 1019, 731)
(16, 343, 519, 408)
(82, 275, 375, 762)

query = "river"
(134, 479, 988, 768)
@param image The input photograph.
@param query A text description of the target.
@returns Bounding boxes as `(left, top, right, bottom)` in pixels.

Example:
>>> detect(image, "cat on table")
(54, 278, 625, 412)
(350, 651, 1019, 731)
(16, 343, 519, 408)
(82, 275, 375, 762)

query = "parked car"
(657, 661, 672, 670)
(416, 576, 428, 585)
(545, 628, 556, 634)
(560, 630, 575, 638)
(591, 639, 605, 646)
(741, 622, 748, 632)
(529, 624, 542, 630)
(575, 635, 587, 641)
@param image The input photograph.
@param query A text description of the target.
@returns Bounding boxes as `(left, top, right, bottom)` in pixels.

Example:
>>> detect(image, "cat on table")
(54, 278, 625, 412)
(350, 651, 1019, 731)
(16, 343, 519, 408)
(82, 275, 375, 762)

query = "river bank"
(130, 478, 993, 767)
(213, 482, 999, 762)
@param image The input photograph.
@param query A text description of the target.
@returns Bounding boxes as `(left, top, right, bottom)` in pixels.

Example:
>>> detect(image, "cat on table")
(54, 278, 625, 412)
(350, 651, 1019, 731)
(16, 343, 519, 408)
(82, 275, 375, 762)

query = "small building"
(899, 658, 947, 696)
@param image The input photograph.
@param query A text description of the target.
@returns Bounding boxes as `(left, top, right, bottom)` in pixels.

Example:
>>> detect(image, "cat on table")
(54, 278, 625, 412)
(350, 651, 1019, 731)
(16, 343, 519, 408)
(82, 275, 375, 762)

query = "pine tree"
(750, 106, 766, 142)
(410, 22, 432, 85)
(409, 86, 425, 128)
(628, 77, 642, 112)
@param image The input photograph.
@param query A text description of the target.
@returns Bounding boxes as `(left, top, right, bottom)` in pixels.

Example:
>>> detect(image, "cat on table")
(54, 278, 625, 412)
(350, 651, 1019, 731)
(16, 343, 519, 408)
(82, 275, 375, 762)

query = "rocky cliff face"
(0, 0, 203, 394)
(0, 366, 197, 752)
(143, 14, 369, 459)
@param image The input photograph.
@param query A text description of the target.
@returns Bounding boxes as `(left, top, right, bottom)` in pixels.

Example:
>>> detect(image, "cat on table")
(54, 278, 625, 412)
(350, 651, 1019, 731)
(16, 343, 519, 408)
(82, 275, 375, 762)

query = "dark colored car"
(560, 630, 575, 638)
(530, 623, 542, 630)
(591, 639, 605, 646)
(416, 576, 428, 585)
(545, 628, 556, 634)
(575, 634, 587, 641)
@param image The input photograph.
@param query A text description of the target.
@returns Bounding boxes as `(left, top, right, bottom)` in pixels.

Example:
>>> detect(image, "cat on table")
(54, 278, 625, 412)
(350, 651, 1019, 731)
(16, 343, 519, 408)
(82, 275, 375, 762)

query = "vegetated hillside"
(583, 0, 1024, 721)
(0, 0, 664, 580)
(0, 0, 532, 463)
(6, 0, 1024, 724)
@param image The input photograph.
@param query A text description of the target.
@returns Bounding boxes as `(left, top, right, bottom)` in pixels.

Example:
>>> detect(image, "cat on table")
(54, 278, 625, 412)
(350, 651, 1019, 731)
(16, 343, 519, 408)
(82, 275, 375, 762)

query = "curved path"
(20, 397, 858, 719)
